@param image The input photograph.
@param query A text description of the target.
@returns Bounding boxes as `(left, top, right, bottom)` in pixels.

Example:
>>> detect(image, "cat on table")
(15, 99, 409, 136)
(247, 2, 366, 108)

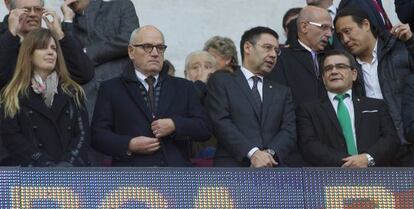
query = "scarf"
(31, 71, 59, 108)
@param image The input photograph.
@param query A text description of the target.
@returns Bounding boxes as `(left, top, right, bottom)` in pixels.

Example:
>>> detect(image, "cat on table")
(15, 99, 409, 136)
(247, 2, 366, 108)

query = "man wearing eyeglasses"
(206, 26, 301, 167)
(267, 6, 333, 106)
(335, 7, 414, 166)
(297, 49, 399, 167)
(91, 25, 212, 167)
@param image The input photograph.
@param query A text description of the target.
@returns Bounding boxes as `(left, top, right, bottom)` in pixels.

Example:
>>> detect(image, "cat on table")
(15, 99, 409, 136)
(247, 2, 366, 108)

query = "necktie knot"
(145, 76, 155, 86)
(251, 76, 261, 86)
(335, 93, 349, 102)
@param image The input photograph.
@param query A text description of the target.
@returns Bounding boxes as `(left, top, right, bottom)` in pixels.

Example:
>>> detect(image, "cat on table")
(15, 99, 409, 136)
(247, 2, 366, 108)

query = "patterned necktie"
(311, 51, 320, 78)
(335, 94, 358, 155)
(145, 76, 156, 115)
(251, 76, 262, 117)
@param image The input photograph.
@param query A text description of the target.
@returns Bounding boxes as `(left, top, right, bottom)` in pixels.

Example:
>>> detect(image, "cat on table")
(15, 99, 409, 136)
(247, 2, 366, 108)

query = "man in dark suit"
(61, 0, 139, 118)
(206, 26, 298, 167)
(267, 6, 333, 106)
(297, 49, 399, 167)
(91, 25, 212, 167)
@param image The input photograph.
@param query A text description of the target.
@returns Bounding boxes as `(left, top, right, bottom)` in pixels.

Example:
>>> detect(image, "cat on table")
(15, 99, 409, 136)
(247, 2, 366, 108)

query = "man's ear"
(244, 41, 253, 57)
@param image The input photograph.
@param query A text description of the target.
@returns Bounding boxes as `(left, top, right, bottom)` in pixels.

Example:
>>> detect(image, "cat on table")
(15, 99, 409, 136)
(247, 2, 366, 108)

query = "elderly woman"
(0, 28, 90, 167)
(184, 51, 217, 166)
(203, 36, 239, 72)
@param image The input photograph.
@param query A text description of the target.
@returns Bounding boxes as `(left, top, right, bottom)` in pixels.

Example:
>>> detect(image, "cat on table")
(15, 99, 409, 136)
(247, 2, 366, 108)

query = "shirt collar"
(356, 39, 378, 64)
(298, 39, 313, 53)
(240, 66, 263, 81)
(134, 69, 159, 84)
(327, 89, 353, 102)
(327, 5, 337, 17)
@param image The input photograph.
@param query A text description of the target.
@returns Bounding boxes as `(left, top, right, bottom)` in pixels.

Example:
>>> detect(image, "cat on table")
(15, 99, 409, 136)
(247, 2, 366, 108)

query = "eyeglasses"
(308, 21, 334, 32)
(323, 63, 352, 73)
(256, 43, 281, 56)
(131, 44, 167, 54)
(22, 6, 44, 14)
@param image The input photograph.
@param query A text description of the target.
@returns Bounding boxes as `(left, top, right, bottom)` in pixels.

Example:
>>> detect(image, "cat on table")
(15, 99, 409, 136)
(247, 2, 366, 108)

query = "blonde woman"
(1, 28, 90, 166)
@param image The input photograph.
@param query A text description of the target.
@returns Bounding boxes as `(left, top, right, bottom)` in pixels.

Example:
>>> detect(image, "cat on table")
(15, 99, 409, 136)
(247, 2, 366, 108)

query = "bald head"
(297, 6, 333, 52)
(129, 25, 165, 45)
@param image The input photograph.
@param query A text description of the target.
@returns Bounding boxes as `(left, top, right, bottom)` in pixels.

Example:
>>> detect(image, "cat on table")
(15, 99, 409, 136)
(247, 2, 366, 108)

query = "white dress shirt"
(327, 90, 357, 148)
(356, 40, 383, 99)
(240, 66, 264, 159)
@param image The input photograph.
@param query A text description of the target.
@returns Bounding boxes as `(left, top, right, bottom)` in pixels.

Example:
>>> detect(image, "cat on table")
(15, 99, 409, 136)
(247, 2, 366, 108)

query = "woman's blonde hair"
(1, 28, 85, 118)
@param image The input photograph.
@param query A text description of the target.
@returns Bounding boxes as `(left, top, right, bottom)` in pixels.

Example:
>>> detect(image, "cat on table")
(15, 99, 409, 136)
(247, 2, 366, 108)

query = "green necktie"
(335, 94, 358, 155)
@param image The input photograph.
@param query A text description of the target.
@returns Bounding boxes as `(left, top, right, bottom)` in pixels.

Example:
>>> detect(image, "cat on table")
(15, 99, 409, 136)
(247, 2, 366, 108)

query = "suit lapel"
(156, 75, 174, 118)
(321, 97, 342, 135)
(21, 90, 55, 122)
(234, 69, 261, 121)
(50, 88, 71, 119)
(121, 66, 153, 121)
(291, 41, 320, 79)
(261, 78, 273, 126)
(353, 96, 363, 138)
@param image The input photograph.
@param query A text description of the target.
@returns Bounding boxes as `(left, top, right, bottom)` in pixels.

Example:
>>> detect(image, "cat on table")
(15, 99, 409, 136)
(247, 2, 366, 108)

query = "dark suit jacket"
(206, 69, 299, 167)
(297, 95, 399, 166)
(338, 0, 388, 31)
(0, 87, 90, 166)
(266, 39, 326, 106)
(91, 62, 212, 167)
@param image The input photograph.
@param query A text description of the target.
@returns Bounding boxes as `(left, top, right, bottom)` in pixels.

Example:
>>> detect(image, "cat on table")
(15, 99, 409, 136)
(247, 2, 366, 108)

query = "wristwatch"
(366, 154, 375, 167)
(265, 149, 275, 156)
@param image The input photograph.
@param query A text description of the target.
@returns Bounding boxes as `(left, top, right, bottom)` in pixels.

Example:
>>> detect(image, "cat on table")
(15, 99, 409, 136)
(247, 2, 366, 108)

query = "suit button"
(38, 143, 43, 148)
(32, 125, 38, 130)
(67, 126, 72, 131)
(28, 110, 33, 115)
(65, 110, 70, 115)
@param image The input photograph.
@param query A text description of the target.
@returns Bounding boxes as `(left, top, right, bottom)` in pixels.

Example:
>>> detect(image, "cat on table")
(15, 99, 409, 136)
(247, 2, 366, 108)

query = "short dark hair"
(334, 7, 379, 37)
(321, 49, 357, 73)
(240, 26, 279, 61)
(282, 7, 302, 31)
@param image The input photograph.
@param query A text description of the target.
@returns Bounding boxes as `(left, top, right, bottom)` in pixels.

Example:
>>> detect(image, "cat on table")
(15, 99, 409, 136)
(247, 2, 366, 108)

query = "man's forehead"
(16, 0, 42, 7)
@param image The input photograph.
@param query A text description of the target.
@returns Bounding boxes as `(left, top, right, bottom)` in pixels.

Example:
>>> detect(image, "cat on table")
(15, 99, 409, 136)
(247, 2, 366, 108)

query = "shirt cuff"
(247, 147, 259, 159)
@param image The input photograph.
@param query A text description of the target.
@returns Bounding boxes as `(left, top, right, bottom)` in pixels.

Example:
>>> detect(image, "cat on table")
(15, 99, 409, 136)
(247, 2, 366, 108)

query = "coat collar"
(120, 61, 172, 121)
(21, 86, 73, 121)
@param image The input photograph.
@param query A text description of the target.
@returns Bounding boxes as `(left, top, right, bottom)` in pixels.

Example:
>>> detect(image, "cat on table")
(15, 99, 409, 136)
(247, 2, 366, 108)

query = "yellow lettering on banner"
(194, 187, 234, 208)
(11, 186, 80, 209)
(99, 187, 168, 208)
(325, 186, 395, 209)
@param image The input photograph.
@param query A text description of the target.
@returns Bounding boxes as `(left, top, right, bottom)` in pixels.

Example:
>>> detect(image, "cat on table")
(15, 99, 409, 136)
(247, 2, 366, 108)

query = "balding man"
(267, 6, 333, 106)
(91, 25, 212, 167)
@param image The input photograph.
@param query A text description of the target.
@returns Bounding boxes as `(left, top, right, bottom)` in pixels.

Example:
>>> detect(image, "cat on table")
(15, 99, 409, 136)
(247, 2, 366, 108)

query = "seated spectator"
(297, 49, 399, 167)
(203, 36, 239, 72)
(0, 28, 90, 167)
